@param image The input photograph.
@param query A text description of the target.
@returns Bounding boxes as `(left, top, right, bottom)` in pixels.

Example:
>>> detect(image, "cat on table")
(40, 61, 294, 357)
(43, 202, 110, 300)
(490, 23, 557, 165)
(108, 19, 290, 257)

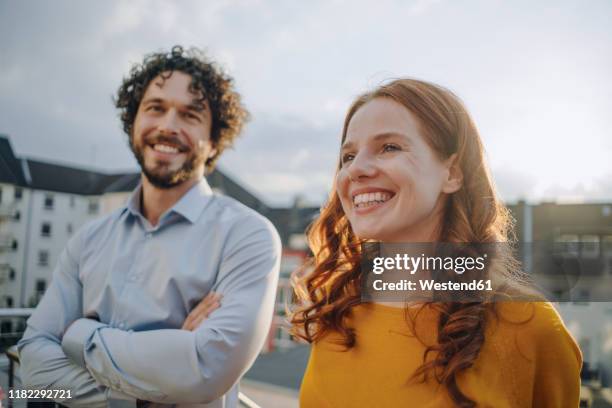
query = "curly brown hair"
(115, 45, 249, 171)
(291, 78, 526, 407)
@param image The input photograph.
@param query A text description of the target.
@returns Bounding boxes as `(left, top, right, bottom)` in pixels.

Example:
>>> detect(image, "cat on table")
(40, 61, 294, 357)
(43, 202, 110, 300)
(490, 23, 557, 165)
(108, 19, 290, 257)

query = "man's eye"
(382, 143, 401, 153)
(184, 112, 201, 121)
(148, 105, 163, 112)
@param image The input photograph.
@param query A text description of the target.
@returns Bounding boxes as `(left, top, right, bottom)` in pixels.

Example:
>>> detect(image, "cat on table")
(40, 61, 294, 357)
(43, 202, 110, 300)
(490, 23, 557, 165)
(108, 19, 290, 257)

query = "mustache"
(145, 135, 190, 152)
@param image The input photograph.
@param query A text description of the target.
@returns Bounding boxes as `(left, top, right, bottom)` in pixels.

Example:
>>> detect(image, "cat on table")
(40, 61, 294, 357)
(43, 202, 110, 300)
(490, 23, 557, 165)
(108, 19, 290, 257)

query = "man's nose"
(158, 110, 180, 135)
(346, 152, 378, 181)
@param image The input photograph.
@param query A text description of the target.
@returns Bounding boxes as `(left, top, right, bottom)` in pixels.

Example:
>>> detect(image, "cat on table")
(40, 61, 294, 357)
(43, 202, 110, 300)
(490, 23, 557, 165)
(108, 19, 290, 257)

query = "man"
(18, 46, 281, 408)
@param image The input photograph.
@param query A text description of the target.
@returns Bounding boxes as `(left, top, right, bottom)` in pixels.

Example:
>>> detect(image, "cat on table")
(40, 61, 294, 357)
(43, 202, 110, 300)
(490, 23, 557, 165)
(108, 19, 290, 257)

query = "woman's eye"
(341, 153, 355, 164)
(382, 143, 401, 153)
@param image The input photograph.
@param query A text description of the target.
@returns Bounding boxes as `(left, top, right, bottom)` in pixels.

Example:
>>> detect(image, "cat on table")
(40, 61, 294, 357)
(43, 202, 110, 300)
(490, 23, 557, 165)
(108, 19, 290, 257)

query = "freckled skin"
(337, 98, 460, 243)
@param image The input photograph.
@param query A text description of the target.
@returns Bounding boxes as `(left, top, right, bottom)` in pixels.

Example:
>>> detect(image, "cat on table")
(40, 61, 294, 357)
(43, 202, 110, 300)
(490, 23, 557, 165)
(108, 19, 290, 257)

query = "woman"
(291, 79, 582, 407)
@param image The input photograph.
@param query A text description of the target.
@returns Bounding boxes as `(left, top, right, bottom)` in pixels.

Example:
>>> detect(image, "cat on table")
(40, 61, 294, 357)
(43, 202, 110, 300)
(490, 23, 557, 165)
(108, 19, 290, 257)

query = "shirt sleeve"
(61, 214, 282, 404)
(531, 302, 583, 407)
(17, 230, 136, 408)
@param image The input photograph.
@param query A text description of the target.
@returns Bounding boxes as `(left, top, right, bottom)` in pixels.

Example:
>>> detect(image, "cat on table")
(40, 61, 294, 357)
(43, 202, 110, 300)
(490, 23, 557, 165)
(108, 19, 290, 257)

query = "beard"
(130, 134, 207, 189)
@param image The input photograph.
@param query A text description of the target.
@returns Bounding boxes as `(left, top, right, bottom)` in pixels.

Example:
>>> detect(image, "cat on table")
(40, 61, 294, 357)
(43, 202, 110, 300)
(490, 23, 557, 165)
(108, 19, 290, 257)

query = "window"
(0, 187, 3, 203)
(9, 268, 15, 281)
(88, 199, 99, 214)
(67, 223, 73, 235)
(14, 187, 23, 200)
(6, 296, 13, 308)
(11, 240, 17, 250)
(41, 222, 52, 237)
(0, 321, 12, 333)
(36, 279, 47, 294)
(13, 210, 20, 221)
(574, 289, 591, 305)
(38, 250, 49, 266)
(556, 234, 579, 257)
(581, 235, 599, 258)
(44, 194, 54, 210)
(603, 236, 612, 256)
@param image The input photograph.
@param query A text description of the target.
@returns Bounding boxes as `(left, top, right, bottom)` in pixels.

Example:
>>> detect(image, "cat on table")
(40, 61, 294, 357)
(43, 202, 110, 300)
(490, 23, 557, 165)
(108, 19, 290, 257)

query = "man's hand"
(182, 292, 222, 331)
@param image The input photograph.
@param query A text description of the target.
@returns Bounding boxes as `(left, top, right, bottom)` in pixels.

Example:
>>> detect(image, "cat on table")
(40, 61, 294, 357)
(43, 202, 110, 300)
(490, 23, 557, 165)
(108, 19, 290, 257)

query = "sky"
(0, 0, 610, 206)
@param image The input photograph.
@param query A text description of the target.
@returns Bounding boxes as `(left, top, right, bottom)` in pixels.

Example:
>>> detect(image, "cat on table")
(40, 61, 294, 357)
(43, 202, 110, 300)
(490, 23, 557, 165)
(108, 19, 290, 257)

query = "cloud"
(491, 167, 538, 203)
(218, 112, 340, 205)
(1, 0, 611, 205)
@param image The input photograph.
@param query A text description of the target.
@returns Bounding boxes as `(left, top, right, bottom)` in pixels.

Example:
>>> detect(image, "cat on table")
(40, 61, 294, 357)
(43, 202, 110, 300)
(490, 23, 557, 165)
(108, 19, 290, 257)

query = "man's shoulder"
(209, 194, 273, 228)
(73, 207, 126, 243)
(206, 194, 281, 251)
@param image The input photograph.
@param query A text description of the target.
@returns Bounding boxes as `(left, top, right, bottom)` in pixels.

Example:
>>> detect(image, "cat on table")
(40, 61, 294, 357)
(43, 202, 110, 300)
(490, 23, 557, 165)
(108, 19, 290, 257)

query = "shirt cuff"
(62, 318, 106, 368)
(106, 388, 137, 407)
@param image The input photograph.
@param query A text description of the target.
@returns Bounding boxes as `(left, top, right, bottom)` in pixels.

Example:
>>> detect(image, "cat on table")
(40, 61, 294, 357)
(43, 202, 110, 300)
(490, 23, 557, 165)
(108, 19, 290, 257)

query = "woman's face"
(337, 97, 459, 242)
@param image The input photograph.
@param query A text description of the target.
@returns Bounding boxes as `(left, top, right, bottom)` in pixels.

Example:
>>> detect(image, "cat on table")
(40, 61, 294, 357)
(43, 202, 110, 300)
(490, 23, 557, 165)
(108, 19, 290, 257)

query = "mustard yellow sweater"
(300, 302, 582, 407)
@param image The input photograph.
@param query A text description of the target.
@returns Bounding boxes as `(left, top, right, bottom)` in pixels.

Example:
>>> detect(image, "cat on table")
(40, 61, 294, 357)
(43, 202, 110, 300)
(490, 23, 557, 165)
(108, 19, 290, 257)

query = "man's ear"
(442, 153, 463, 194)
(209, 147, 218, 159)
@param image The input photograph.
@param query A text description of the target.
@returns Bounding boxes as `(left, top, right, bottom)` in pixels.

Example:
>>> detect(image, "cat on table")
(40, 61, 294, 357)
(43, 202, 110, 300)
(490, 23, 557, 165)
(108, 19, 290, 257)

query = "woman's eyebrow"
(341, 132, 411, 151)
(340, 140, 355, 152)
(371, 132, 411, 143)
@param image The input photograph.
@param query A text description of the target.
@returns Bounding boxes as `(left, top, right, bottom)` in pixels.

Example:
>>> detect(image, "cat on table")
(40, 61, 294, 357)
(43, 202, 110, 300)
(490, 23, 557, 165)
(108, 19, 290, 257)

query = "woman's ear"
(442, 153, 463, 194)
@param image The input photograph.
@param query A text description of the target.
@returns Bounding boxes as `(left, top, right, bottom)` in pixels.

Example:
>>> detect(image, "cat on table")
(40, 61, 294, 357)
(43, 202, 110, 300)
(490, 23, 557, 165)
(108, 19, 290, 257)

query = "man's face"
(130, 71, 215, 189)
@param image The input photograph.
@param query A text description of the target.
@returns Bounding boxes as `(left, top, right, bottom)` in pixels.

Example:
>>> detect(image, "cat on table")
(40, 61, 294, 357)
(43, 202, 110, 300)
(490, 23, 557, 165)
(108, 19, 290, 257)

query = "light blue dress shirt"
(18, 178, 282, 408)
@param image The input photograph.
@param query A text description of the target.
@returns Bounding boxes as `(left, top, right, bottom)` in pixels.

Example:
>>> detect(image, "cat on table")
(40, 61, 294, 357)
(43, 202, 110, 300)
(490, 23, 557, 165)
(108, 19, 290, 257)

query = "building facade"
(509, 201, 612, 385)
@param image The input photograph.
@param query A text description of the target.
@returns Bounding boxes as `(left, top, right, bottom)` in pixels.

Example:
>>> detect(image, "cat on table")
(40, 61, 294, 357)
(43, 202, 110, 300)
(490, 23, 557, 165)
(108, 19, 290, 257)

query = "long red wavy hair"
(290, 78, 524, 407)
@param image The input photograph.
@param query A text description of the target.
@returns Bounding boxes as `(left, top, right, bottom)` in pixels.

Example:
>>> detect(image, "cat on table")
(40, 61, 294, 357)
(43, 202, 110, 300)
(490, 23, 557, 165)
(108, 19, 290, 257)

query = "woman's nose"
(346, 152, 378, 181)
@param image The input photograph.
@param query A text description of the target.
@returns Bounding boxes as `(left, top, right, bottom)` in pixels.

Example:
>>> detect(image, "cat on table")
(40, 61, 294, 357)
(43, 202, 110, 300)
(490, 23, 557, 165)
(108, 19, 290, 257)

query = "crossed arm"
(18, 219, 281, 407)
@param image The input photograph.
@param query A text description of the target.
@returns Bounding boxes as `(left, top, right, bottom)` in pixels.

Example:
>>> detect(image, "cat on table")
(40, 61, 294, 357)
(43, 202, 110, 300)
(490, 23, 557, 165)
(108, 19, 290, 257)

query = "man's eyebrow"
(140, 97, 207, 114)
(141, 97, 164, 105)
(341, 132, 411, 151)
(186, 101, 207, 112)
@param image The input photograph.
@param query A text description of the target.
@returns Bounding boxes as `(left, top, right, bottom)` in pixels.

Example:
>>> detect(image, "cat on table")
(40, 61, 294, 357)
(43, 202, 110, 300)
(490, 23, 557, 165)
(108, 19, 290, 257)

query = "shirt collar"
(171, 178, 214, 223)
(124, 178, 214, 225)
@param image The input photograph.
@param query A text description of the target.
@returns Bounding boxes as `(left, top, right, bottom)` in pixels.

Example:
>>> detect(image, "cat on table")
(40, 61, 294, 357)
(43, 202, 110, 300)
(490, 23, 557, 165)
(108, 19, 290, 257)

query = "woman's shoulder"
(489, 301, 582, 364)
(493, 301, 568, 332)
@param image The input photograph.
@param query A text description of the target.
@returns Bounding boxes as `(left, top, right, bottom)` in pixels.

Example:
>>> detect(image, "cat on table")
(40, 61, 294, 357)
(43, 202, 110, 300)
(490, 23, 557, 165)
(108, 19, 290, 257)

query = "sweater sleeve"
(531, 302, 583, 408)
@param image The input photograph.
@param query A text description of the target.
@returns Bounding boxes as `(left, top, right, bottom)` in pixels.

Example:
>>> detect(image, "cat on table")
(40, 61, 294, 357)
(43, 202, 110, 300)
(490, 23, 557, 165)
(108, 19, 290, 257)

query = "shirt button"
(145, 233, 152, 239)
(118, 322, 125, 329)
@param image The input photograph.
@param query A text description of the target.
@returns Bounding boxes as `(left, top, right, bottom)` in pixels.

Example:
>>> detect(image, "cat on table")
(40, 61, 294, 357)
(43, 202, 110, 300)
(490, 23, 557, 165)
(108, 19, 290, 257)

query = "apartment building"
(509, 201, 612, 385)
